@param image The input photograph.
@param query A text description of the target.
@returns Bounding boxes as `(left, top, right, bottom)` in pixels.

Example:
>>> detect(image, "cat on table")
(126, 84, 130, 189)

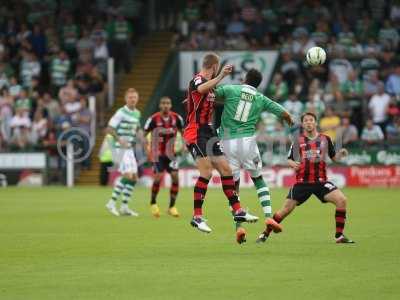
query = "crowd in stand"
(0, 1, 140, 165)
(175, 0, 400, 148)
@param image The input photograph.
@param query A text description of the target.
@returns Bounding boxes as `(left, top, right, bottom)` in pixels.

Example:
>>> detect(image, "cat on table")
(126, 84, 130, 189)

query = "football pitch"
(1, 187, 399, 299)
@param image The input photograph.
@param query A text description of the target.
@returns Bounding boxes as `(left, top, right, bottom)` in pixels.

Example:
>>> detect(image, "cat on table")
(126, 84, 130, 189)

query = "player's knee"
(199, 167, 212, 179)
(337, 195, 347, 208)
(154, 173, 163, 181)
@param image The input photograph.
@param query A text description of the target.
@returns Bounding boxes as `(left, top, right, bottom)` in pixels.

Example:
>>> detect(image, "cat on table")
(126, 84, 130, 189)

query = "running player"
(215, 68, 294, 244)
(184, 52, 259, 234)
(105, 88, 142, 217)
(144, 96, 184, 218)
(257, 112, 355, 244)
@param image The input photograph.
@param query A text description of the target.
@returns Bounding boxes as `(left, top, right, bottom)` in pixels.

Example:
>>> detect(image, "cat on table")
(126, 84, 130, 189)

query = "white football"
(306, 46, 326, 66)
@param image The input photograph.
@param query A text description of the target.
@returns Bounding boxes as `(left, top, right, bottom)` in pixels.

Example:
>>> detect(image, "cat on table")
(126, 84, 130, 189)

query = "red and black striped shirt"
(144, 111, 184, 159)
(288, 133, 336, 183)
(185, 74, 215, 128)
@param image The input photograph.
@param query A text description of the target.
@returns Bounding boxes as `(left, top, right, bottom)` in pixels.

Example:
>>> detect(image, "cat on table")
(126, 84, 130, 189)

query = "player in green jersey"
(105, 88, 142, 217)
(215, 69, 294, 244)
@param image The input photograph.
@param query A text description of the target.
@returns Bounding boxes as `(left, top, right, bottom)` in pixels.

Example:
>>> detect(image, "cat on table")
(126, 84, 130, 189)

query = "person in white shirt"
(361, 119, 384, 145)
(368, 82, 391, 131)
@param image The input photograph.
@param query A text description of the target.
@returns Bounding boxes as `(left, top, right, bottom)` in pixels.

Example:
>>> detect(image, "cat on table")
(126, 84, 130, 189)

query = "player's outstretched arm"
(197, 65, 233, 94)
(262, 96, 294, 127)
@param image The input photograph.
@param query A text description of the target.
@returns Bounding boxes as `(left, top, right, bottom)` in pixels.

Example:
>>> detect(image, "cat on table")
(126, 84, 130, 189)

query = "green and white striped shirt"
(51, 58, 70, 87)
(108, 105, 141, 148)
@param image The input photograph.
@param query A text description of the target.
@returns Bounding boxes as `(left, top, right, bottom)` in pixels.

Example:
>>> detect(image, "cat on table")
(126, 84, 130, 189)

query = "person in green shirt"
(105, 88, 142, 217)
(215, 68, 294, 244)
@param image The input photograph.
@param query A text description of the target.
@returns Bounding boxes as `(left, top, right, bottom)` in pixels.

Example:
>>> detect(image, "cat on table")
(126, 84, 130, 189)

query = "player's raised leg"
(251, 176, 282, 232)
(212, 155, 259, 223)
(323, 189, 354, 243)
(168, 170, 180, 217)
(256, 197, 296, 243)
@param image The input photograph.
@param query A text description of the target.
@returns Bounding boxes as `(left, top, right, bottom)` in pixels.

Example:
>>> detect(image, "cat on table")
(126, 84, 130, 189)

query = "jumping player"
(184, 52, 259, 234)
(105, 88, 141, 217)
(215, 68, 294, 244)
(257, 112, 355, 244)
(144, 96, 184, 218)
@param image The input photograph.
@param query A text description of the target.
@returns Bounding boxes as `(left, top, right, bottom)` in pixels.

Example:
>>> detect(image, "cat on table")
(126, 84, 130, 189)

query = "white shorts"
(222, 136, 262, 181)
(114, 148, 138, 174)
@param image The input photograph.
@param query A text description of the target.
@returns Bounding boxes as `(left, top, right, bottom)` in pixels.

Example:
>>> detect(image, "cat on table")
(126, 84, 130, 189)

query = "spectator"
(62, 14, 79, 58)
(58, 79, 78, 105)
(0, 88, 14, 139)
(20, 51, 41, 88)
(386, 117, 400, 141)
(50, 50, 71, 95)
(336, 116, 359, 147)
(9, 107, 33, 150)
(8, 76, 22, 98)
(364, 72, 383, 99)
(341, 71, 363, 105)
(323, 73, 343, 104)
(226, 13, 246, 35)
(31, 109, 48, 145)
(15, 89, 32, 115)
(283, 94, 303, 125)
(368, 83, 391, 131)
(39, 92, 59, 121)
(319, 107, 341, 140)
(329, 51, 353, 83)
(378, 20, 399, 50)
(361, 119, 384, 145)
(28, 24, 47, 60)
(266, 73, 288, 102)
(77, 28, 94, 63)
(109, 14, 132, 73)
(385, 65, 400, 97)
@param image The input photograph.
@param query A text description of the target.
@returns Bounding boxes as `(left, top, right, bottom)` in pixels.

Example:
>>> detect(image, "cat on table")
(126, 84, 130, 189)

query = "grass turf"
(0, 187, 399, 299)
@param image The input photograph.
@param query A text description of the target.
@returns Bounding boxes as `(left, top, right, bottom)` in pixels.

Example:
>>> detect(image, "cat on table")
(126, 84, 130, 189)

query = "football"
(306, 46, 327, 66)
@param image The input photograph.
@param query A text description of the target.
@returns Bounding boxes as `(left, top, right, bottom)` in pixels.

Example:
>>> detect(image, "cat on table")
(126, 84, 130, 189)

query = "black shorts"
(187, 126, 224, 160)
(287, 181, 338, 205)
(153, 156, 178, 173)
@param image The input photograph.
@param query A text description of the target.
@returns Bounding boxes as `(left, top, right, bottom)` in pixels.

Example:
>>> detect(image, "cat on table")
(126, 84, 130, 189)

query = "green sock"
(111, 179, 124, 202)
(251, 176, 272, 218)
(120, 177, 137, 204)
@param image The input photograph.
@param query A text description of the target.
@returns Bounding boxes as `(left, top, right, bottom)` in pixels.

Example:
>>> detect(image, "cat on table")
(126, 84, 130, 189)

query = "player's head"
(125, 88, 139, 109)
(301, 112, 317, 133)
(202, 53, 220, 78)
(244, 69, 262, 88)
(159, 96, 172, 113)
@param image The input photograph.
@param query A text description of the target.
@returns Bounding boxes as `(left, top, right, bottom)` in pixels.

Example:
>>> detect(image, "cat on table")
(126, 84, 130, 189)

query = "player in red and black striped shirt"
(257, 112, 355, 244)
(144, 97, 184, 218)
(183, 52, 259, 234)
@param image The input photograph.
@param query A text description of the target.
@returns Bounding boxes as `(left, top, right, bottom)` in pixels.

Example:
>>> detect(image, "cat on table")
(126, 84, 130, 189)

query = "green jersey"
(108, 105, 141, 148)
(215, 84, 286, 139)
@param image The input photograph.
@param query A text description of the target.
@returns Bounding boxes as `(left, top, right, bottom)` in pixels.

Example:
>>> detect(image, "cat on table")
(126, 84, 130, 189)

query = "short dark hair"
(244, 69, 262, 88)
(301, 112, 317, 122)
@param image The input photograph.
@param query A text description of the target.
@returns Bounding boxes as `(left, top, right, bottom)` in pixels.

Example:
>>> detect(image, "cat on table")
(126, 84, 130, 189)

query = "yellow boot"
(151, 204, 160, 218)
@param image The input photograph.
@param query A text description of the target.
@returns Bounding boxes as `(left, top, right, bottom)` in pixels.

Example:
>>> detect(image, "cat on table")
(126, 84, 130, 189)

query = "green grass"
(0, 187, 400, 300)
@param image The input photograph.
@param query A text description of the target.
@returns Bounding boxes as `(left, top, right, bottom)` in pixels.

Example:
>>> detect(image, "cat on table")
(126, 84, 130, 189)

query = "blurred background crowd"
(0, 0, 142, 165)
(174, 0, 400, 149)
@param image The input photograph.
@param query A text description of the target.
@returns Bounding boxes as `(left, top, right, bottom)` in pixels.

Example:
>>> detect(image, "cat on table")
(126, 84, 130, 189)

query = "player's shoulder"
(150, 111, 161, 119)
(191, 74, 206, 86)
(319, 133, 334, 144)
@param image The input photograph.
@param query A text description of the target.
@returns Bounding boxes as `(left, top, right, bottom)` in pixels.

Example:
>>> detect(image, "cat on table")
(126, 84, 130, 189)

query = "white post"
(107, 58, 115, 108)
(66, 143, 74, 188)
(88, 95, 96, 147)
